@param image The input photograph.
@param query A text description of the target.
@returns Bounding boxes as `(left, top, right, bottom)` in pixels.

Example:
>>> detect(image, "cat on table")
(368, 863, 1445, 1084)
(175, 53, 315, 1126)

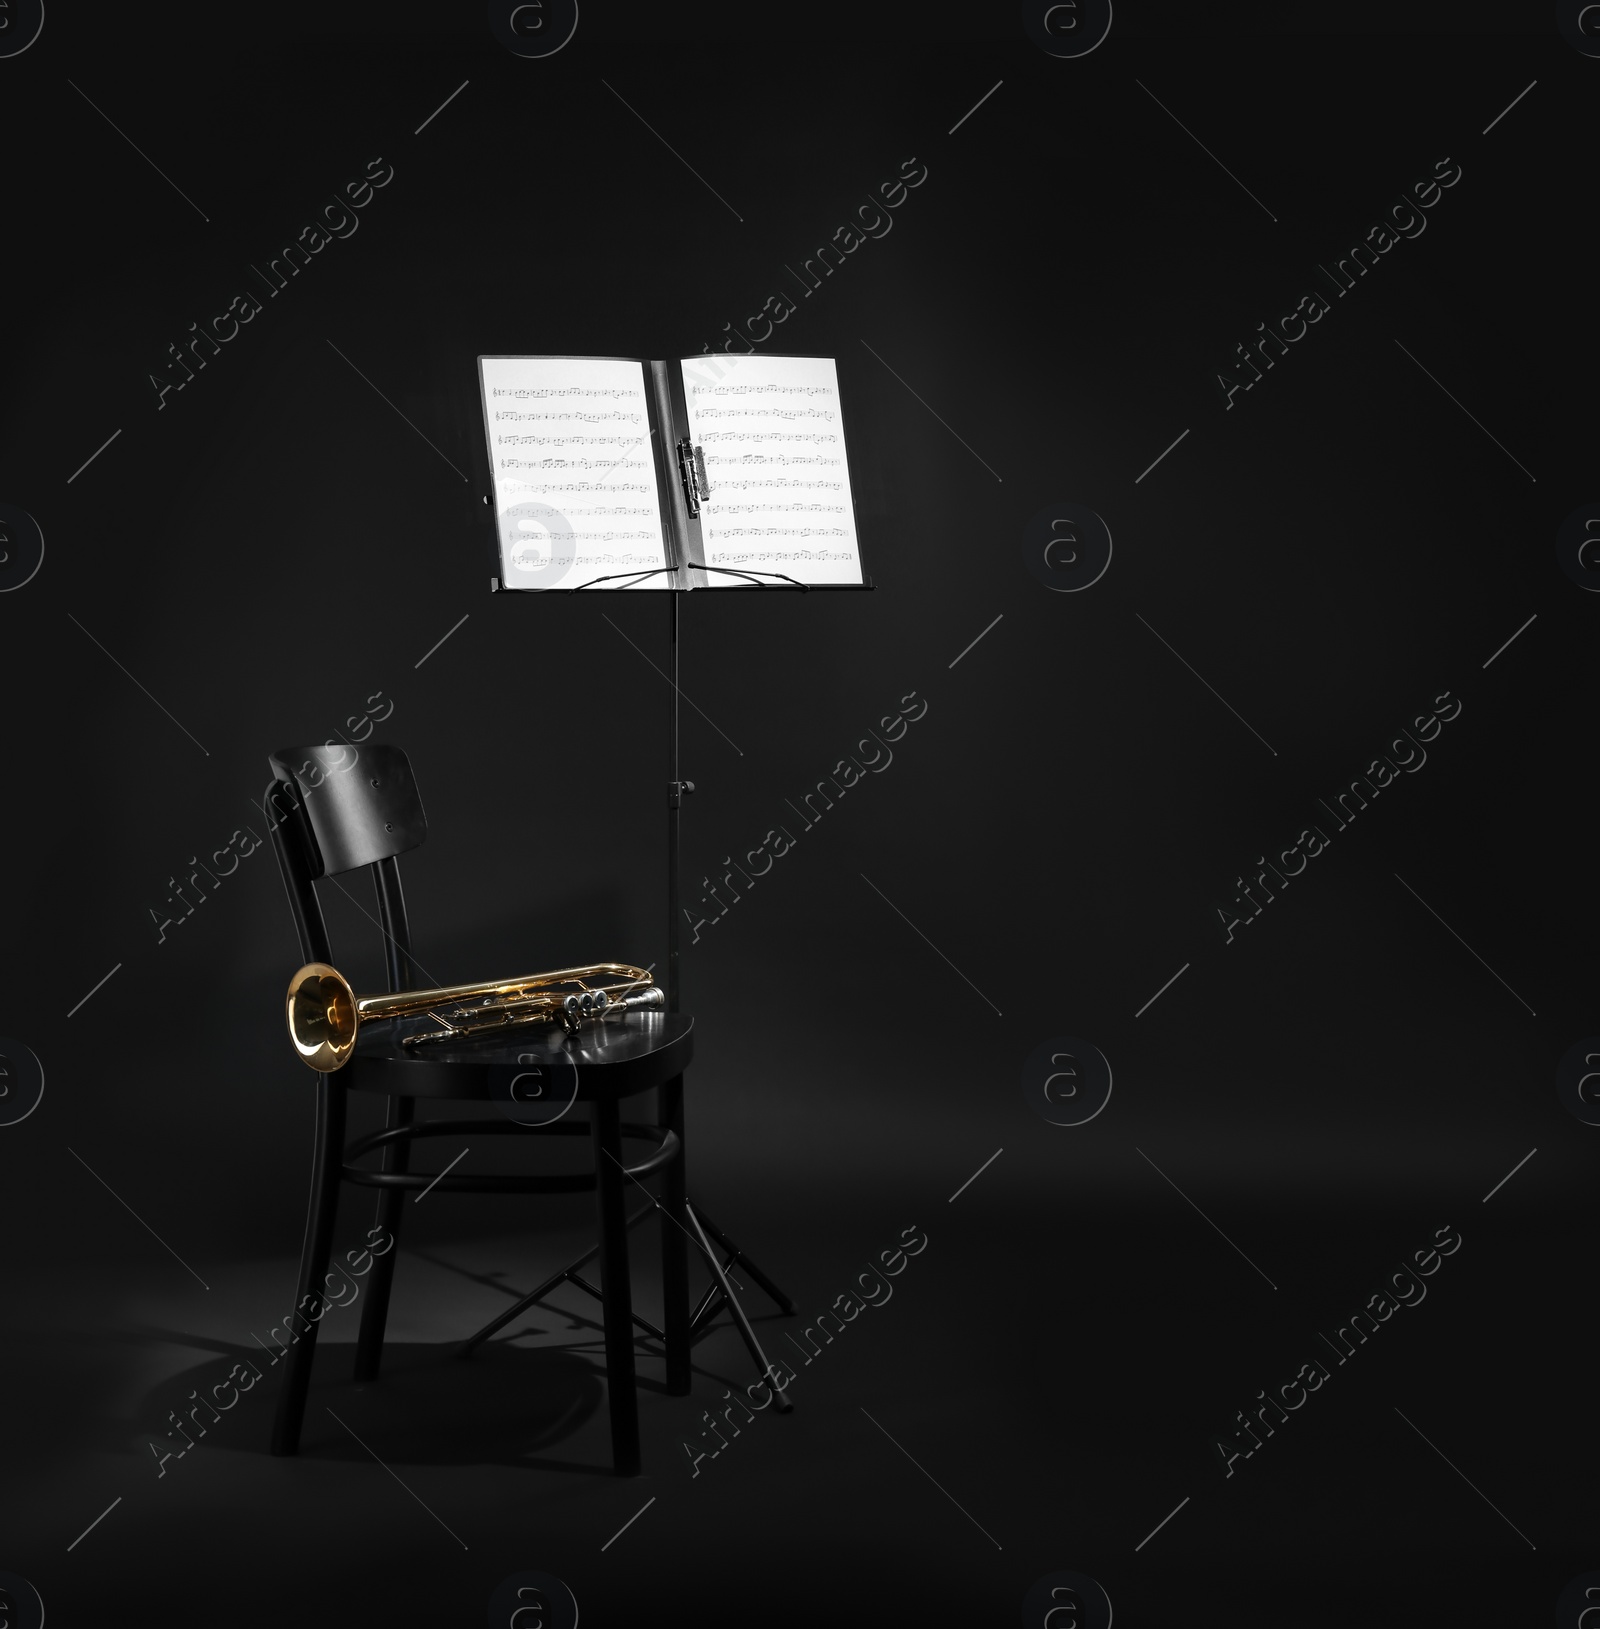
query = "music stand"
(473, 352, 875, 1404)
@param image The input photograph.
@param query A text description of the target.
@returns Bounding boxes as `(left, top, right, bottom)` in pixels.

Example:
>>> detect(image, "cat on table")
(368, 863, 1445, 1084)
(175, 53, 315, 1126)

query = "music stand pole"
(667, 589, 686, 1011)
(662, 587, 797, 1334)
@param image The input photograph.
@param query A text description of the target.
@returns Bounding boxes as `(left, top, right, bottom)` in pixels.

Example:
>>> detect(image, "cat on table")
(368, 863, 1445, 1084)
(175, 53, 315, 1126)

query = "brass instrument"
(286, 961, 663, 1072)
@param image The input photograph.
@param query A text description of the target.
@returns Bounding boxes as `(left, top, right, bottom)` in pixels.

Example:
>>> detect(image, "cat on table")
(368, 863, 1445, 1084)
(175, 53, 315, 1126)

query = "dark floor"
(4, 1147, 1584, 1626)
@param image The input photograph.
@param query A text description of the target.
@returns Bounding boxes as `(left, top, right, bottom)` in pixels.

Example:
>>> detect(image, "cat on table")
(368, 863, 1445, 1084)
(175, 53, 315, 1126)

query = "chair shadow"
(134, 1334, 609, 1473)
(406, 1244, 799, 1342)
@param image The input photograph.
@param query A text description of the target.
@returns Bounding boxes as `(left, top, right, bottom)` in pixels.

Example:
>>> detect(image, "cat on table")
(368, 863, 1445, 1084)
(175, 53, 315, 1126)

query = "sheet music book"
(476, 353, 868, 591)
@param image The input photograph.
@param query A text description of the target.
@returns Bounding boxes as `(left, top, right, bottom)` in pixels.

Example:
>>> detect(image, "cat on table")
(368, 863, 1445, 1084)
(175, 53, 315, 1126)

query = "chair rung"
(339, 1120, 679, 1192)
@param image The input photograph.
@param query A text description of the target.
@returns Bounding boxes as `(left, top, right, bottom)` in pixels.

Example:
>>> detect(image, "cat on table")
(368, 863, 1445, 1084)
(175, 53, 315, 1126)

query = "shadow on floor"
(132, 1335, 608, 1473)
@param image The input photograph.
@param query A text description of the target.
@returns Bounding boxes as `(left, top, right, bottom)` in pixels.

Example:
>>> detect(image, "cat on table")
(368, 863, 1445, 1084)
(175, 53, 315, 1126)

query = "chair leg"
(271, 1077, 348, 1456)
(658, 1073, 691, 1395)
(353, 1095, 414, 1384)
(592, 1097, 641, 1476)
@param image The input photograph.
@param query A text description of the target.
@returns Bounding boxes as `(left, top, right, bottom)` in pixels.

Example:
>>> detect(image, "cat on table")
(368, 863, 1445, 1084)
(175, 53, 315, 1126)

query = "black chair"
(262, 741, 694, 1476)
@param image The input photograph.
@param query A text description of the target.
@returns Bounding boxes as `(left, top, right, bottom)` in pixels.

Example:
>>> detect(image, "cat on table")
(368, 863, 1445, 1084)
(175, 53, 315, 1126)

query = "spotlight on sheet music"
(0, 504, 45, 593)
(489, 0, 580, 58)
(1022, 1573, 1113, 1629)
(1022, 1038, 1113, 1128)
(0, 1040, 44, 1129)
(1022, 502, 1112, 593)
(1556, 503, 1600, 591)
(479, 352, 867, 591)
(1022, 0, 1114, 58)
(487, 1572, 579, 1629)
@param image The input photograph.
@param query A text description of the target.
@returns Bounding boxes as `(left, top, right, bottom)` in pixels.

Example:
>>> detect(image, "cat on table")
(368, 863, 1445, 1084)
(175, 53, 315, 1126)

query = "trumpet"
(286, 961, 664, 1072)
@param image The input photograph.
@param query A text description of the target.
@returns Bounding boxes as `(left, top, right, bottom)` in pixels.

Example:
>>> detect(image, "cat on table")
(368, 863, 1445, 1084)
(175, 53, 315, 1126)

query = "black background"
(1, 2, 1593, 1625)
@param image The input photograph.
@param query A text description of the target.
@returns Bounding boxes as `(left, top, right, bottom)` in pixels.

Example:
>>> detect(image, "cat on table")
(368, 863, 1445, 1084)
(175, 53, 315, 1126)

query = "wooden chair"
(262, 741, 693, 1475)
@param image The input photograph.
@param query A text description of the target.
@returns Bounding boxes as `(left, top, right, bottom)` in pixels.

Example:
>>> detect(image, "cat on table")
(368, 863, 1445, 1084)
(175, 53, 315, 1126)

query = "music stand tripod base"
(456, 1197, 793, 1412)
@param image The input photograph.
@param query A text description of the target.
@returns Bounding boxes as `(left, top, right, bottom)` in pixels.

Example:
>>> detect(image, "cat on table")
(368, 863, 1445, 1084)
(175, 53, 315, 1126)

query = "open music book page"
(677, 354, 864, 586)
(478, 356, 670, 590)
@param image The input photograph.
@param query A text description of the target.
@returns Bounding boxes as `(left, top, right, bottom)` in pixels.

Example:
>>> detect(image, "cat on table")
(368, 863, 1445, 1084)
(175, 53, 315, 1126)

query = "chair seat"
(338, 1009, 694, 1102)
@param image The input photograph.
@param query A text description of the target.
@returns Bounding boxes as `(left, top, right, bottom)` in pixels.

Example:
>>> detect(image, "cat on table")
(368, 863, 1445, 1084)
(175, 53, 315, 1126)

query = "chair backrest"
(266, 743, 428, 994)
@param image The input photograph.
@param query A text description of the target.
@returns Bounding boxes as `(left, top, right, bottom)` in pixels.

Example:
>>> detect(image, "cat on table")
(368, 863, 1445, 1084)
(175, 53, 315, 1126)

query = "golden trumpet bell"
(287, 963, 363, 1072)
